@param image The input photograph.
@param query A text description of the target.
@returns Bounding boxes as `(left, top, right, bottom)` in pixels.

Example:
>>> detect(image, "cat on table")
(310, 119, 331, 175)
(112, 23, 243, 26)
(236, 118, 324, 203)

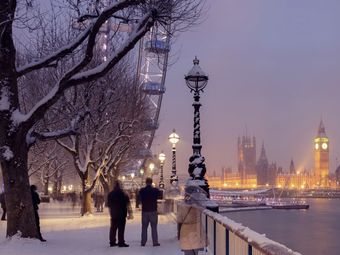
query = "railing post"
(226, 229, 229, 255)
(213, 221, 216, 255)
(205, 214, 208, 254)
(248, 244, 253, 255)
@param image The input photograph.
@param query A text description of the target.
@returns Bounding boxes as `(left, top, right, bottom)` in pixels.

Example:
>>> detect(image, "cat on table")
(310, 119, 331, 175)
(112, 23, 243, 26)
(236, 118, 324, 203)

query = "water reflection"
(224, 199, 340, 255)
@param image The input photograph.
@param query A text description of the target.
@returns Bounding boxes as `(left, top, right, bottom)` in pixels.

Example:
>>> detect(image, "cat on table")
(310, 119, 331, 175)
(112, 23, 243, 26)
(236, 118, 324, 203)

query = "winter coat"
(31, 190, 41, 211)
(177, 202, 207, 251)
(139, 185, 160, 212)
(107, 188, 131, 219)
(0, 193, 5, 209)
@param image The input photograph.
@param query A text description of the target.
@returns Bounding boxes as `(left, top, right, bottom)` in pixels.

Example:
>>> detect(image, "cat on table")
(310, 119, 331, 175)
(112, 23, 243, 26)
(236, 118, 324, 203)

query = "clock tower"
(314, 120, 329, 187)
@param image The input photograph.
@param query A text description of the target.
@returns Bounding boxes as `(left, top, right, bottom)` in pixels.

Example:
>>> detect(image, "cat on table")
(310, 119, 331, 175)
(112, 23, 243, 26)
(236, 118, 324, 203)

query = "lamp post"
(158, 152, 166, 189)
(185, 56, 210, 196)
(169, 129, 180, 188)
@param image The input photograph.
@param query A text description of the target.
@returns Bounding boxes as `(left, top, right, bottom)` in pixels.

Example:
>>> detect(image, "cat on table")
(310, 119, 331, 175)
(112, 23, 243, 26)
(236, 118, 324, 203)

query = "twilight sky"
(152, 0, 340, 179)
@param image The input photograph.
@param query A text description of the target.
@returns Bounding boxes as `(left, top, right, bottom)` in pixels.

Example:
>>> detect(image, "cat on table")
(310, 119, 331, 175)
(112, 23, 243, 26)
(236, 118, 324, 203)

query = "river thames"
(224, 199, 340, 255)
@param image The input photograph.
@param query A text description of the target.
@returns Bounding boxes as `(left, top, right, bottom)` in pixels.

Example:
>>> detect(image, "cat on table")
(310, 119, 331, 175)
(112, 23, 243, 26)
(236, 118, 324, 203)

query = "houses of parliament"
(207, 121, 339, 189)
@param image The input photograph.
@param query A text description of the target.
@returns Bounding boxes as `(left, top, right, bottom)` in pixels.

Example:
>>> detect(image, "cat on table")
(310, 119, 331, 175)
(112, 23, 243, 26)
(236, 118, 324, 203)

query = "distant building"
(314, 120, 329, 187)
(335, 165, 340, 186)
(289, 159, 296, 174)
(238, 135, 256, 177)
(208, 121, 334, 190)
(256, 144, 276, 186)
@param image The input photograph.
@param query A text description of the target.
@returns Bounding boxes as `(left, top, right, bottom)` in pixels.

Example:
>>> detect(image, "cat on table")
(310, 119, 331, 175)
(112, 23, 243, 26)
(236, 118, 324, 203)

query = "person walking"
(0, 192, 6, 221)
(97, 193, 104, 212)
(107, 181, 133, 247)
(30, 185, 46, 242)
(139, 177, 161, 247)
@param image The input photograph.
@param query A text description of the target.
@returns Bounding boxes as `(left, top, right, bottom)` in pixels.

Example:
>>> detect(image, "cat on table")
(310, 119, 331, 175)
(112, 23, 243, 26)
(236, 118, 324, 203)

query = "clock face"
(322, 143, 328, 150)
(315, 143, 319, 150)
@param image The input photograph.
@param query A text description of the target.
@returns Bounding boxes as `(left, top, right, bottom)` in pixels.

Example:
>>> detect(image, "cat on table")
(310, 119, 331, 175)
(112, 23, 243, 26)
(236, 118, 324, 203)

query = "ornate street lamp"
(168, 129, 180, 188)
(185, 56, 210, 196)
(158, 152, 166, 189)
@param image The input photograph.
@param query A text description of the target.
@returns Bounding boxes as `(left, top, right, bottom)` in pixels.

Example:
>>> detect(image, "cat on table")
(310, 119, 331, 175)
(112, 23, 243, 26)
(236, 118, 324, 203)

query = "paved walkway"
(0, 202, 182, 255)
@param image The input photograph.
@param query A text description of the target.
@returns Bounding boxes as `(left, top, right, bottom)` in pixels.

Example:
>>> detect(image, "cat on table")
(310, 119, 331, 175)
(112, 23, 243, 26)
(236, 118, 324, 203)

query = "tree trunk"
(81, 189, 92, 216)
(1, 137, 38, 238)
(0, 1, 38, 238)
(80, 176, 92, 215)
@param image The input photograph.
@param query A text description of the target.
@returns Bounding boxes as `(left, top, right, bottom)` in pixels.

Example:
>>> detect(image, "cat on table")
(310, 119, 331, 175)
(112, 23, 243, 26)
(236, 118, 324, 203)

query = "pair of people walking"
(107, 177, 161, 248)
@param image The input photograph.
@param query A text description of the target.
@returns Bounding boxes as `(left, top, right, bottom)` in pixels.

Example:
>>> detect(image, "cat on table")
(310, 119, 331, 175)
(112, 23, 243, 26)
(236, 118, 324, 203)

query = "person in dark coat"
(107, 181, 133, 247)
(139, 177, 161, 246)
(0, 192, 6, 221)
(31, 185, 46, 242)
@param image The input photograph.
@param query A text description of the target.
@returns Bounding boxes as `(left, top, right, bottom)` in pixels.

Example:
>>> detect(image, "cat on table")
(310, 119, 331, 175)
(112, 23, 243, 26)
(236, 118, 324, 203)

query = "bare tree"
(0, 0, 205, 239)
(58, 60, 150, 215)
(28, 143, 68, 196)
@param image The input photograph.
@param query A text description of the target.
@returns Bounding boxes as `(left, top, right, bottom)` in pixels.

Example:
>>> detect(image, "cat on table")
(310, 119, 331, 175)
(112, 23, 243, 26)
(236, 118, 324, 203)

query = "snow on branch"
(16, 26, 92, 77)
(26, 110, 88, 146)
(68, 12, 154, 85)
(30, 129, 78, 143)
(16, 0, 142, 77)
(19, 2, 153, 132)
(0, 146, 14, 161)
(56, 138, 77, 154)
(0, 86, 10, 111)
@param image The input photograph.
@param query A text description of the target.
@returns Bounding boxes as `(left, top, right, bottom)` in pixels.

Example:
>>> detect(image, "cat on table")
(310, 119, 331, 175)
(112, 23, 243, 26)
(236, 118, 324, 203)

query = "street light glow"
(158, 152, 166, 163)
(169, 129, 180, 145)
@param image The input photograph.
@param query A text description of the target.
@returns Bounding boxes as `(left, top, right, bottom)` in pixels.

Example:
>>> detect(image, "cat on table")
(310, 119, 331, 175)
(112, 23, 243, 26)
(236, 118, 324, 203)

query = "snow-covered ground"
(0, 202, 181, 255)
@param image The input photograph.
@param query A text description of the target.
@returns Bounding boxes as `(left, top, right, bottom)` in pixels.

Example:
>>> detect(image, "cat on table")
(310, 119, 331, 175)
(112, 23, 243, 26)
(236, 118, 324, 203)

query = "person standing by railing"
(177, 186, 208, 255)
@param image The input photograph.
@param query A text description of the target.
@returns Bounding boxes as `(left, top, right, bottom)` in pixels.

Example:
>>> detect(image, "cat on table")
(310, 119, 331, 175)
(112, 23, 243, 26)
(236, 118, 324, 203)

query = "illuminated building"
(256, 144, 276, 187)
(289, 159, 296, 174)
(314, 120, 329, 187)
(238, 135, 256, 177)
(208, 121, 333, 189)
(336, 166, 340, 187)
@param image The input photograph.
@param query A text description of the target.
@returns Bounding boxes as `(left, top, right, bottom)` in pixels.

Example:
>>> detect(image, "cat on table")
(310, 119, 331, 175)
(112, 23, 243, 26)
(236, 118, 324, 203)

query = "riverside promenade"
(0, 201, 301, 255)
(0, 202, 180, 255)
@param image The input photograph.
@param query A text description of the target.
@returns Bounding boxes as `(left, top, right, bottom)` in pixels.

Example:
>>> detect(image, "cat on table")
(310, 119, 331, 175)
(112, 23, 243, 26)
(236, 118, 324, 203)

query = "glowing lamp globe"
(185, 57, 208, 92)
(158, 152, 166, 163)
(169, 129, 180, 145)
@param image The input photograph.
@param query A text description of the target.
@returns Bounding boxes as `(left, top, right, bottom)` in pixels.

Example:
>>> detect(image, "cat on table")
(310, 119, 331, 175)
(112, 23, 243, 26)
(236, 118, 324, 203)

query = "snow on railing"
(202, 209, 301, 255)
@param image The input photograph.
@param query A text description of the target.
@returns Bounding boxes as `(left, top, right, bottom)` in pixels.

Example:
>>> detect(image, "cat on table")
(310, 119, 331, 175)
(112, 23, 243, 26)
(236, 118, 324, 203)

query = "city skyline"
(152, 0, 340, 179)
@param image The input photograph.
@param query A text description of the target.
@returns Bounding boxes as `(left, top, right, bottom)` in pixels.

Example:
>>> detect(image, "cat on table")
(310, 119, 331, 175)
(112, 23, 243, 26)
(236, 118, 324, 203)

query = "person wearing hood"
(177, 186, 209, 255)
(31, 185, 46, 242)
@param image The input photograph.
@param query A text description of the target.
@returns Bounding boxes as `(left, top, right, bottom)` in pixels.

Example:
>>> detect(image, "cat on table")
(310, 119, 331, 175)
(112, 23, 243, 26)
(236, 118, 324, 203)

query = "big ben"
(314, 120, 329, 187)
